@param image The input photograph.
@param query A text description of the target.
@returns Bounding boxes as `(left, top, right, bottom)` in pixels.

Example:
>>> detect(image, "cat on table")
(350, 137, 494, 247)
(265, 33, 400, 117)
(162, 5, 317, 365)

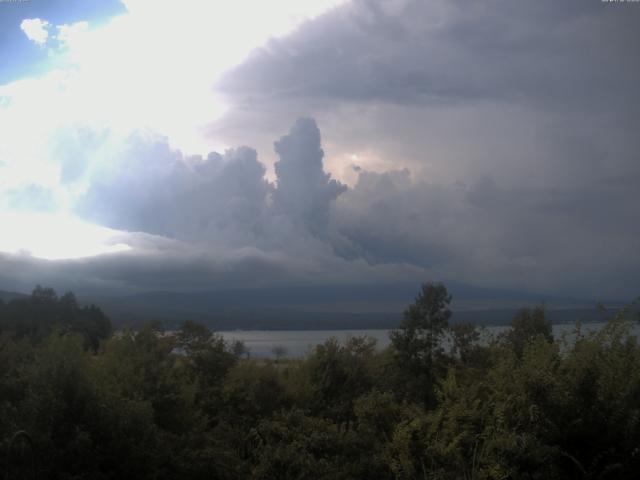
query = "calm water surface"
(219, 322, 637, 358)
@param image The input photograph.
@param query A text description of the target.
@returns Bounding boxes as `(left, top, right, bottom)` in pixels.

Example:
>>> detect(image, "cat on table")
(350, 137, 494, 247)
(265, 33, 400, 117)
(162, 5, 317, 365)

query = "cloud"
(0, 232, 429, 297)
(219, 0, 638, 111)
(19, 18, 89, 49)
(2, 1, 639, 301)
(273, 118, 346, 233)
(213, 0, 640, 187)
(56, 21, 90, 48)
(20, 18, 51, 46)
(5, 185, 58, 213)
(1, 116, 635, 299)
(199, 0, 640, 301)
(2, 0, 347, 178)
(333, 166, 640, 299)
(0, 212, 130, 260)
(73, 132, 271, 246)
(74, 120, 349, 251)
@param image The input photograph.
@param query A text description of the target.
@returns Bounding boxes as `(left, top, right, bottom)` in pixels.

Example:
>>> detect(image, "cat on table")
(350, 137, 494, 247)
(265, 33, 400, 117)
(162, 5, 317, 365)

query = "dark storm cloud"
(2, 1, 639, 300)
(200, 0, 640, 302)
(212, 0, 640, 188)
(333, 168, 640, 298)
(3, 131, 637, 300)
(0, 114, 638, 299)
(272, 118, 346, 233)
(218, 0, 639, 112)
(0, 235, 429, 297)
(0, 246, 293, 295)
(32, 115, 634, 299)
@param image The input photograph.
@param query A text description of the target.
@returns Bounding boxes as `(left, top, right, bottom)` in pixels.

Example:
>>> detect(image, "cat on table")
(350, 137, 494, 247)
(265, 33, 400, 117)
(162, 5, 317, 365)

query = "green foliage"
(1, 285, 640, 479)
(391, 282, 452, 367)
(450, 321, 481, 363)
(0, 286, 111, 350)
(223, 362, 290, 423)
(389, 282, 452, 405)
(306, 335, 377, 424)
(250, 409, 355, 479)
(502, 306, 553, 358)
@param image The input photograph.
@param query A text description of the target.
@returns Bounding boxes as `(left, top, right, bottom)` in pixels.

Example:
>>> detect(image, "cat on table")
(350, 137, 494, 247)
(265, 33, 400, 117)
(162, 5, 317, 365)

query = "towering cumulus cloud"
(272, 118, 346, 234)
(1, 115, 638, 298)
(0, 105, 638, 299)
(75, 119, 348, 250)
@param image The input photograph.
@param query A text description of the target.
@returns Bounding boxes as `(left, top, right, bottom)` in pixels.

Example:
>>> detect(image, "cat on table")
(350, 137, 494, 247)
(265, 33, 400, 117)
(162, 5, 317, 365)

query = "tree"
(271, 345, 288, 363)
(391, 282, 451, 367)
(307, 336, 377, 425)
(31, 285, 58, 304)
(503, 306, 552, 358)
(176, 320, 237, 420)
(450, 322, 481, 364)
(0, 287, 111, 349)
(232, 339, 249, 358)
(389, 282, 452, 405)
(177, 319, 213, 354)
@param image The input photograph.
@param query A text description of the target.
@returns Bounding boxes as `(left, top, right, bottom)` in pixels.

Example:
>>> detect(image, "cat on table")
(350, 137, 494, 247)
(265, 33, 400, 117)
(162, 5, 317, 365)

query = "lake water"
(219, 329, 392, 358)
(218, 322, 635, 358)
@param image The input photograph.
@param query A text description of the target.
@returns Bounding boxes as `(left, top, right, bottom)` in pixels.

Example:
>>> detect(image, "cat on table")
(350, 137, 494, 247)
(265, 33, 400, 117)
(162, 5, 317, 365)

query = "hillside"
(0, 290, 27, 303)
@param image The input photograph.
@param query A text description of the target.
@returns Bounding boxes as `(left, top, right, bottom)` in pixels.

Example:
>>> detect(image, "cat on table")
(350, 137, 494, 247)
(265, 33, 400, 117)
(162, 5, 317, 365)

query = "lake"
(218, 322, 636, 358)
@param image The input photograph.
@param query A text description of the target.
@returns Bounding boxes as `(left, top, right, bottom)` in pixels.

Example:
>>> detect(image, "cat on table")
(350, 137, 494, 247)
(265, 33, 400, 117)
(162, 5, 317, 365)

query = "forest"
(1, 283, 639, 479)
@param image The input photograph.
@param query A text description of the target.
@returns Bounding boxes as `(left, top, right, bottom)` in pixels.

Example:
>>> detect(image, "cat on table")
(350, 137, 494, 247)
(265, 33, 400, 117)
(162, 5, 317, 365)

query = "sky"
(0, 0, 638, 301)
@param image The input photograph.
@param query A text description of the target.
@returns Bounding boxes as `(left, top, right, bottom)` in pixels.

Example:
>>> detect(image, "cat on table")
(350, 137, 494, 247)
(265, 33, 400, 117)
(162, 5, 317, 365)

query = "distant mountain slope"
(3, 282, 621, 330)
(0, 290, 28, 302)
(108, 281, 599, 312)
(83, 281, 614, 330)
